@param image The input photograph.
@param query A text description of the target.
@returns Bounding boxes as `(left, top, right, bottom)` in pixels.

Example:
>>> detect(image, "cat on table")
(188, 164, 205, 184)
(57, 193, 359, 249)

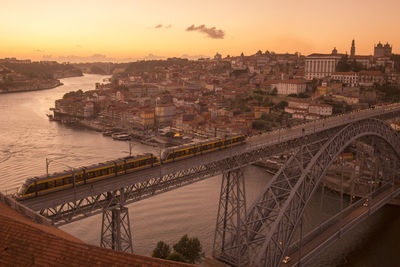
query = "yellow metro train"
(17, 134, 246, 199)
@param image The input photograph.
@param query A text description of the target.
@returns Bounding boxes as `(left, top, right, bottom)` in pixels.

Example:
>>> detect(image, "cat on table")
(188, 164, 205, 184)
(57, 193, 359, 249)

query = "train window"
(63, 177, 73, 185)
(55, 179, 63, 187)
(47, 181, 55, 188)
(76, 174, 84, 182)
(25, 185, 35, 194)
(36, 183, 48, 191)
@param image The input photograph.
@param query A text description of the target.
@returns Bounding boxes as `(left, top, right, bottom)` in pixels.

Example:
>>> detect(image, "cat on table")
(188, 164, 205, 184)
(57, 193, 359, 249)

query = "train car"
(161, 134, 246, 163)
(17, 135, 246, 199)
(17, 153, 159, 199)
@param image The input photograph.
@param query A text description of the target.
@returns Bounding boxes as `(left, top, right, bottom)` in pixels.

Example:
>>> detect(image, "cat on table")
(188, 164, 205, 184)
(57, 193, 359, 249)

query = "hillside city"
(2, 40, 400, 145)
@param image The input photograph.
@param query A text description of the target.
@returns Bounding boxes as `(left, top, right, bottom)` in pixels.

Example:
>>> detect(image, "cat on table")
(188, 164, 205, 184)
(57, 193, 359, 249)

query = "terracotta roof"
(359, 70, 383, 76)
(0, 202, 195, 267)
(332, 71, 357, 75)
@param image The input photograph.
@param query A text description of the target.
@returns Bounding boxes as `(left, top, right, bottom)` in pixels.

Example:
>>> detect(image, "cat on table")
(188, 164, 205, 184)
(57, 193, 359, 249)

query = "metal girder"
(24, 111, 398, 229)
(213, 169, 247, 266)
(99, 188, 133, 253)
(100, 205, 133, 253)
(40, 128, 336, 225)
(226, 119, 400, 266)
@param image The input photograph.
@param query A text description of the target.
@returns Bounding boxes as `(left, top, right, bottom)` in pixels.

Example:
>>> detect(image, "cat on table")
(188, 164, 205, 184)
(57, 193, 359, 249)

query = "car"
(282, 256, 291, 264)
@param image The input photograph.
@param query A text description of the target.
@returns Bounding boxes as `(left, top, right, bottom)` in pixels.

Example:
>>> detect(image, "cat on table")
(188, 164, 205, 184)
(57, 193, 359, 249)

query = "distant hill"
(2, 62, 82, 79)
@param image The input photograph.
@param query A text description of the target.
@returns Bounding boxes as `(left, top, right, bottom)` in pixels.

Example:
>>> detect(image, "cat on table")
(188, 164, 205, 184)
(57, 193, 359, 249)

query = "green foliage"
(336, 55, 351, 72)
(336, 55, 364, 72)
(270, 88, 278, 95)
(63, 89, 84, 99)
(331, 102, 345, 114)
(165, 131, 175, 138)
(253, 89, 266, 95)
(125, 58, 189, 73)
(90, 65, 107, 74)
(166, 252, 186, 262)
(151, 235, 204, 264)
(3, 62, 81, 79)
(254, 95, 263, 103)
(202, 91, 213, 96)
(152, 241, 171, 259)
(374, 84, 400, 102)
(252, 120, 271, 131)
(274, 101, 288, 110)
(173, 234, 204, 264)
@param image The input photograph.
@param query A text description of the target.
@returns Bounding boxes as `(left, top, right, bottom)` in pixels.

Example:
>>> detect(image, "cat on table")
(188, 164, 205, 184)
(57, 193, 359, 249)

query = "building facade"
(374, 42, 392, 58)
(331, 72, 359, 87)
(268, 79, 307, 95)
(305, 50, 342, 80)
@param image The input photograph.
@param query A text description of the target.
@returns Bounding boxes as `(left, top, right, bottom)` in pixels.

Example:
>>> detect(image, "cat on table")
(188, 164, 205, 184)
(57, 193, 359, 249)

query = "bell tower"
(350, 39, 355, 58)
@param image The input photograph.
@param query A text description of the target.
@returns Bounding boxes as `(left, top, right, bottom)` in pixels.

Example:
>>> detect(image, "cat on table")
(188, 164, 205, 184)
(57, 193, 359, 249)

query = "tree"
(166, 252, 186, 262)
(173, 234, 204, 264)
(274, 100, 288, 110)
(152, 241, 171, 259)
(336, 55, 351, 72)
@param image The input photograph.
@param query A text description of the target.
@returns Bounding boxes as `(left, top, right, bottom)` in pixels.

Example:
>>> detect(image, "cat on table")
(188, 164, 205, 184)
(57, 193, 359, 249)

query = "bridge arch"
(243, 118, 400, 266)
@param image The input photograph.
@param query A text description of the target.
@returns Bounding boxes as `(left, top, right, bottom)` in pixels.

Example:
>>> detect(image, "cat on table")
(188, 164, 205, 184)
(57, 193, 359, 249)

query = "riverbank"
(0, 79, 63, 94)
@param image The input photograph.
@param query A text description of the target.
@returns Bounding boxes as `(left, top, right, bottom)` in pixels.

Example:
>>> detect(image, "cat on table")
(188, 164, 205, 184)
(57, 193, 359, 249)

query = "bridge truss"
(15, 106, 400, 260)
(213, 118, 400, 266)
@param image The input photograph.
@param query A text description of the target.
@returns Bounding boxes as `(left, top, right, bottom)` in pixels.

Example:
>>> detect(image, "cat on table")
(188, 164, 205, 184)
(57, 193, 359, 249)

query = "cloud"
(154, 24, 172, 29)
(34, 49, 45, 53)
(185, 24, 225, 39)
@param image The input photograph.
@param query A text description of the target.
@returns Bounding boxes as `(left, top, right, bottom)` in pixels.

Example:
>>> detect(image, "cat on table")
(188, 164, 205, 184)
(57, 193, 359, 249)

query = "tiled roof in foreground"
(0, 202, 195, 267)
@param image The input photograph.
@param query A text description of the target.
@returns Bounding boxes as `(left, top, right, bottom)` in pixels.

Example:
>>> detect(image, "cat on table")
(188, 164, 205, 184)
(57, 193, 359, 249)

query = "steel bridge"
(13, 103, 400, 266)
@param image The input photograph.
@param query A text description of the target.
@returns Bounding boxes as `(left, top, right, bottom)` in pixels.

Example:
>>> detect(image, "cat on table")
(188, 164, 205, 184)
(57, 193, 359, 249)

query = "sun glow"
(1, 0, 400, 61)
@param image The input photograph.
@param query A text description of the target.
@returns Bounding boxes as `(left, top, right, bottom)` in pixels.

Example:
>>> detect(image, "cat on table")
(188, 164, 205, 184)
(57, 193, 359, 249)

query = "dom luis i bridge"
(5, 103, 400, 267)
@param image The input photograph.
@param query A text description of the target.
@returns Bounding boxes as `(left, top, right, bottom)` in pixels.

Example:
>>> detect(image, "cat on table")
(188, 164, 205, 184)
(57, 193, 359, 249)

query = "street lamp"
(129, 141, 133, 157)
(46, 157, 74, 180)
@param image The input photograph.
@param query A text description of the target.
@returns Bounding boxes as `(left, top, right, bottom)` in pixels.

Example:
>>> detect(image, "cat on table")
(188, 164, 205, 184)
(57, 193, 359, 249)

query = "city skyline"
(1, 0, 400, 62)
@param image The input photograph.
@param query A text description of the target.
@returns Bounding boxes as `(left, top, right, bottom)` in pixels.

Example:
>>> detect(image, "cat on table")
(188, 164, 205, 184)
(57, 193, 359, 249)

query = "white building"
(305, 50, 342, 80)
(268, 79, 307, 95)
(308, 104, 332, 116)
(285, 100, 332, 119)
(331, 72, 359, 87)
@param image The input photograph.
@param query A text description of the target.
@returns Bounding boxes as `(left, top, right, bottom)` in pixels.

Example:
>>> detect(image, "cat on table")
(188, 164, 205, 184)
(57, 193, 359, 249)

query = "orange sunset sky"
(1, 0, 399, 62)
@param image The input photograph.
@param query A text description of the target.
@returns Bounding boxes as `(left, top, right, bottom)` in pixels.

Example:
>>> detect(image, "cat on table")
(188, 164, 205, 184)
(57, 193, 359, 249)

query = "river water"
(1, 74, 399, 266)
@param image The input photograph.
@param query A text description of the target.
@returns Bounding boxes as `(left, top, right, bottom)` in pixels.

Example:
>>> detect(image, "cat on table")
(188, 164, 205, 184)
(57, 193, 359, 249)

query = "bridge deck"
(282, 184, 400, 267)
(16, 104, 400, 224)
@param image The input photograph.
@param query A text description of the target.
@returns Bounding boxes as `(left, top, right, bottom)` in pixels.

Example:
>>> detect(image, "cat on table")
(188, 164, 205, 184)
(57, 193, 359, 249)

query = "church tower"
(350, 39, 355, 58)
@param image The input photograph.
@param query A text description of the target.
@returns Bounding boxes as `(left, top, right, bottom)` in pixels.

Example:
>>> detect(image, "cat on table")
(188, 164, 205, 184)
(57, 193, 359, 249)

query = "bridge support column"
(213, 168, 247, 266)
(100, 189, 133, 253)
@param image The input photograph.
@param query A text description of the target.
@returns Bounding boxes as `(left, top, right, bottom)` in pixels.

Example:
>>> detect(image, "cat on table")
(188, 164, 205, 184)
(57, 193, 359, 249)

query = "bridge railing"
(287, 183, 393, 255)
(0, 192, 53, 226)
(0, 186, 19, 197)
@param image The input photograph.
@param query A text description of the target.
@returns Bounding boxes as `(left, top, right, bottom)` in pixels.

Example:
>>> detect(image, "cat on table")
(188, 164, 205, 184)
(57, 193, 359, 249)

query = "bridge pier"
(213, 168, 247, 266)
(100, 189, 133, 253)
